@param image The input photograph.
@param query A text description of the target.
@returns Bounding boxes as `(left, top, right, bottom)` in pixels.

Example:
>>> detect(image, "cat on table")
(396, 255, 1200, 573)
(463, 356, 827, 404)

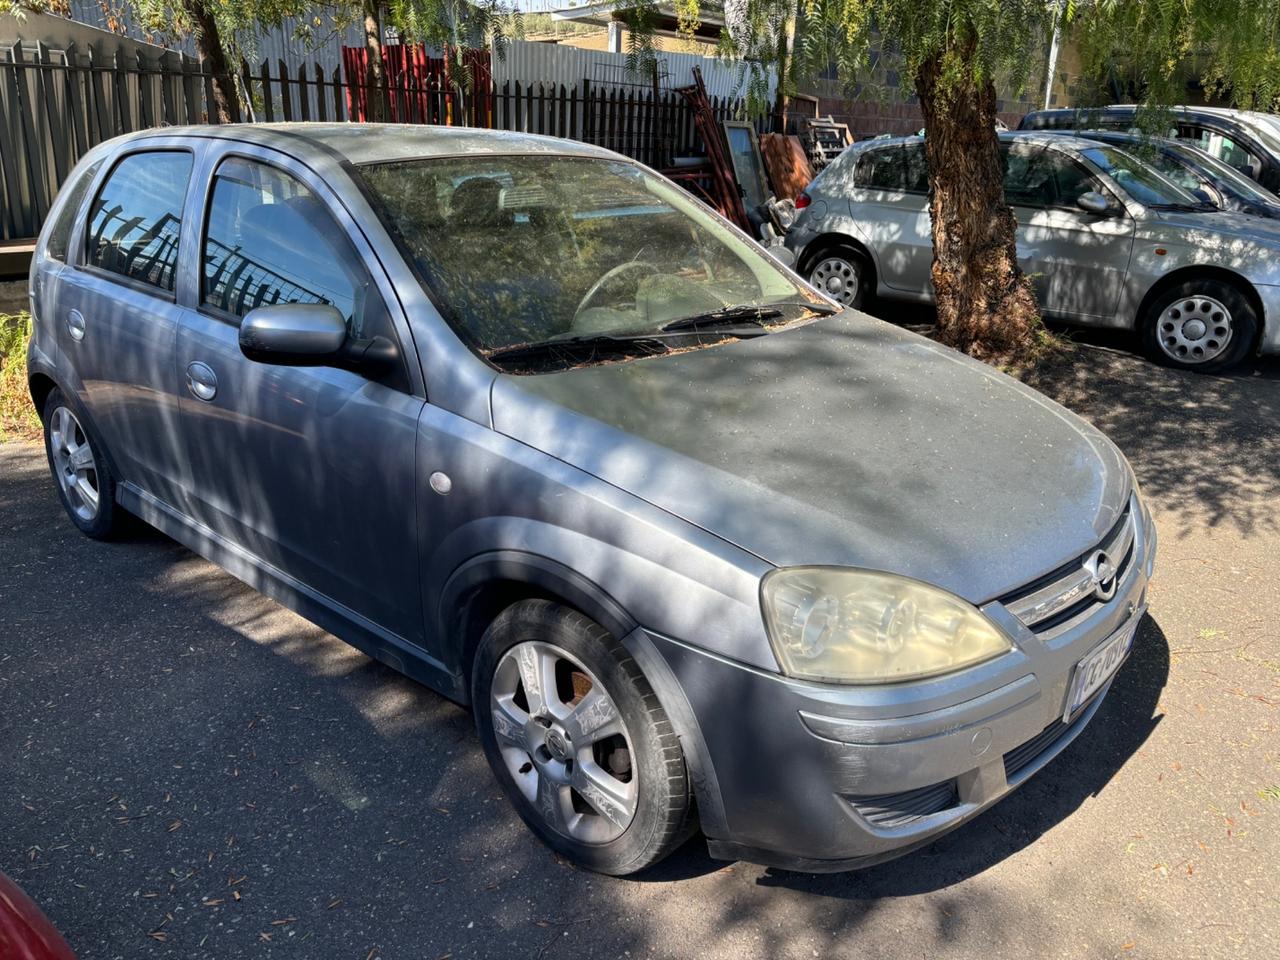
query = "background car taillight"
(795, 192, 811, 210)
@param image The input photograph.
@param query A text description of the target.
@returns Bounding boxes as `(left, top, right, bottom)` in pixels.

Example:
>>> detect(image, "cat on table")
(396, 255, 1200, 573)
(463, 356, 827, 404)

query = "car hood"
(1148, 208, 1280, 245)
(489, 313, 1130, 603)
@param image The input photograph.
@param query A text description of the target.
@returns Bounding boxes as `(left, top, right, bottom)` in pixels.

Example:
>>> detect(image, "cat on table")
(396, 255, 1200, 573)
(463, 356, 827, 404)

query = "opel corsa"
(28, 124, 1155, 875)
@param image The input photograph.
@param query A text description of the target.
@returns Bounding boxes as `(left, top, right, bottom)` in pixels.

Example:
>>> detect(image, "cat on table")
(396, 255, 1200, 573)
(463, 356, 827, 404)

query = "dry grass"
(0, 312, 40, 443)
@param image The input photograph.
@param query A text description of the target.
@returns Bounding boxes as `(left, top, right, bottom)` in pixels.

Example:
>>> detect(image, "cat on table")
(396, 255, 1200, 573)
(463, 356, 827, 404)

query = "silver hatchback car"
(29, 124, 1154, 875)
(787, 131, 1280, 372)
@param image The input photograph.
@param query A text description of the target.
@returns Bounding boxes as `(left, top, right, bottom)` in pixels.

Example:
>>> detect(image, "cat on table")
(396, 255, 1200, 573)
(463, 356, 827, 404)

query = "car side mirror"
(239, 303, 348, 364)
(1076, 191, 1114, 215)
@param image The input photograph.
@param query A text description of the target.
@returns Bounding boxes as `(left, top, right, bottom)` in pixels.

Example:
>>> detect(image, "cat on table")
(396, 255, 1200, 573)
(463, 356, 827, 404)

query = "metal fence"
(1, 38, 764, 243)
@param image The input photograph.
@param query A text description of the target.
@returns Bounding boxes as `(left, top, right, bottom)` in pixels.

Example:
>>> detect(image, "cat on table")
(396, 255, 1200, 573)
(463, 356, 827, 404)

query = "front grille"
(849, 780, 959, 828)
(1001, 502, 1136, 634)
(1003, 719, 1076, 780)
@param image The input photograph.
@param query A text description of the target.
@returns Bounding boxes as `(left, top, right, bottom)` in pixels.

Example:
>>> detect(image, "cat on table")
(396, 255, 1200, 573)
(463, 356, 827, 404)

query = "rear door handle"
(66, 309, 86, 342)
(186, 361, 218, 401)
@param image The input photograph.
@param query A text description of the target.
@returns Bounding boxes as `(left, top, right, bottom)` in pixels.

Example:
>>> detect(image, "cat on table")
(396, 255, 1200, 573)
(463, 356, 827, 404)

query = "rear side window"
(202, 157, 368, 331)
(857, 147, 905, 190)
(86, 151, 192, 291)
(45, 158, 103, 262)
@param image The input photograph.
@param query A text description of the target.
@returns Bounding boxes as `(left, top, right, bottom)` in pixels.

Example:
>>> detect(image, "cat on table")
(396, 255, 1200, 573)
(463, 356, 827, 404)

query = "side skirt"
(118, 481, 465, 702)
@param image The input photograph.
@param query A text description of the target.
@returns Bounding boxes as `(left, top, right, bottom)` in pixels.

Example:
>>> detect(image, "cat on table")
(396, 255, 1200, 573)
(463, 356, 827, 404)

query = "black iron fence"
(1, 39, 764, 243)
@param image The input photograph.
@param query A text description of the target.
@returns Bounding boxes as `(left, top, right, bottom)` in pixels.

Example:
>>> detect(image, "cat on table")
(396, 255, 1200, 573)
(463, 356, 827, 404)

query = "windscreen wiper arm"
(660, 300, 837, 333)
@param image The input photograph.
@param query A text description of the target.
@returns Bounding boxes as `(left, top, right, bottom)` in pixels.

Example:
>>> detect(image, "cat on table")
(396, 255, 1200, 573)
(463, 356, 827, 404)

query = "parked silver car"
(788, 131, 1280, 371)
(29, 124, 1154, 875)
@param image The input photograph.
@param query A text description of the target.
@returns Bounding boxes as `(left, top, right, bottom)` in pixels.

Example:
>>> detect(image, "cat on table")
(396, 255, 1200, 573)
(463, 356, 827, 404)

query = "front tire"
(1140, 278, 1257, 372)
(42, 387, 124, 540)
(472, 600, 693, 876)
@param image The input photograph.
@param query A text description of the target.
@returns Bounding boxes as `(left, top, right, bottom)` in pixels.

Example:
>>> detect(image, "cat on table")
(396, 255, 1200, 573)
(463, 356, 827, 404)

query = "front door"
(175, 149, 426, 644)
(1003, 142, 1136, 321)
(54, 147, 196, 507)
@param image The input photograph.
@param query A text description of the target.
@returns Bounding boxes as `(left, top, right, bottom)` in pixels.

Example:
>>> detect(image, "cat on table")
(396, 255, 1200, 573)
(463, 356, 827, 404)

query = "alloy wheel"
(1157, 295, 1234, 364)
(490, 641, 637, 844)
(48, 405, 100, 522)
(810, 255, 862, 306)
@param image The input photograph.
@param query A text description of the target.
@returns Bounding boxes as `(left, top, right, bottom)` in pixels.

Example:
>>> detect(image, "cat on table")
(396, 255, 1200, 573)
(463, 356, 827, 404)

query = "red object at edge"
(0, 872, 77, 960)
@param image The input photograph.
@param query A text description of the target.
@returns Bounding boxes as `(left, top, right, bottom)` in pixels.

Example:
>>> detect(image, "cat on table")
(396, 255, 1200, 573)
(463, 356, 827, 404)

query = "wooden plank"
(11, 43, 51, 228)
(181, 54, 200, 123)
(86, 42, 110, 144)
(0, 44, 34, 239)
(330, 64, 343, 121)
(296, 61, 310, 121)
(137, 50, 155, 129)
(259, 60, 274, 122)
(35, 41, 70, 190)
(278, 59, 292, 121)
(64, 43, 90, 157)
(313, 62, 327, 121)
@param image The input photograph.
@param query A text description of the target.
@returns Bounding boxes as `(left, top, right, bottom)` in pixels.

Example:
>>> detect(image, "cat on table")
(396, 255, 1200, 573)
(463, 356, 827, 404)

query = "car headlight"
(760, 567, 1013, 684)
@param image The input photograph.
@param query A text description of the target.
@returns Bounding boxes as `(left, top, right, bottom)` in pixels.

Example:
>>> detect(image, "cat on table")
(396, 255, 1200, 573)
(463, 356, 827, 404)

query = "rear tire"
(804, 243, 871, 310)
(1140, 278, 1257, 373)
(472, 600, 693, 876)
(42, 387, 124, 540)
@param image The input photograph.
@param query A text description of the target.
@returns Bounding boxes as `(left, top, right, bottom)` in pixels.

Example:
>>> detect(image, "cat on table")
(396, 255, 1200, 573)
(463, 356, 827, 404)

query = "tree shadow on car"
(746, 611, 1169, 898)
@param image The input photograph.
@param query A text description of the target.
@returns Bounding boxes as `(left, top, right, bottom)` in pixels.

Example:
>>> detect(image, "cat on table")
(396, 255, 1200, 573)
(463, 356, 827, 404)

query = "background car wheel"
(42, 388, 124, 540)
(805, 244, 870, 309)
(1141, 278, 1257, 373)
(472, 599, 693, 876)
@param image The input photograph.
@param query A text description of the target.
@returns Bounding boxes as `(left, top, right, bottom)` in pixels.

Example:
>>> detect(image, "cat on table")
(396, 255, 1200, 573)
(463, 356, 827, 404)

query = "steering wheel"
(574, 261, 660, 319)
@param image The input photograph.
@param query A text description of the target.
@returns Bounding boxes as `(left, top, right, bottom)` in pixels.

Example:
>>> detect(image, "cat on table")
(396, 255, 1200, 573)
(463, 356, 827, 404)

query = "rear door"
(175, 144, 427, 644)
(1003, 141, 1136, 321)
(52, 145, 197, 507)
(850, 143, 934, 296)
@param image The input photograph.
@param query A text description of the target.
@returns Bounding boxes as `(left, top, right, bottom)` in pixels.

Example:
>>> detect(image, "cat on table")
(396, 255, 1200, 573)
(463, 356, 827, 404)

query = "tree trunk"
(183, 0, 236, 123)
(915, 46, 1041, 360)
(362, 0, 389, 123)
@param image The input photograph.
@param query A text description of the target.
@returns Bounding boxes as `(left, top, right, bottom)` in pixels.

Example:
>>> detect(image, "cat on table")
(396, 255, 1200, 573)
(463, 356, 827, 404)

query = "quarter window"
(86, 151, 192, 291)
(46, 158, 103, 262)
(202, 158, 368, 332)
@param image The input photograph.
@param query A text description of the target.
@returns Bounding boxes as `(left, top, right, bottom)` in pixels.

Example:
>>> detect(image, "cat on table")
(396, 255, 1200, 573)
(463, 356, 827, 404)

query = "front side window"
(356, 155, 819, 365)
(46, 158, 103, 262)
(202, 158, 369, 331)
(1077, 144, 1205, 208)
(86, 151, 192, 291)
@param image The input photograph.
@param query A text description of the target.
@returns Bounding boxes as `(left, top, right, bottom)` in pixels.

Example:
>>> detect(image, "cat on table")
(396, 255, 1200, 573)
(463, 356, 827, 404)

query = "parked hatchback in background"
(1019, 105, 1280, 191)
(30, 123, 1154, 876)
(1038, 129, 1280, 220)
(789, 131, 1280, 371)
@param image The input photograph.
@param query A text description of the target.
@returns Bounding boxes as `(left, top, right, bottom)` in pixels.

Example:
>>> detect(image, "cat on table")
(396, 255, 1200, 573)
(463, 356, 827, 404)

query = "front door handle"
(186, 361, 218, 401)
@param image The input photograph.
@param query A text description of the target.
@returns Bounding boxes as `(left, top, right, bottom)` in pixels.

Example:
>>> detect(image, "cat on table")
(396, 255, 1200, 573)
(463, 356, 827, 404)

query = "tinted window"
(86, 151, 192, 291)
(46, 159, 103, 262)
(857, 147, 905, 190)
(1003, 144, 1106, 208)
(202, 158, 369, 332)
(903, 143, 929, 193)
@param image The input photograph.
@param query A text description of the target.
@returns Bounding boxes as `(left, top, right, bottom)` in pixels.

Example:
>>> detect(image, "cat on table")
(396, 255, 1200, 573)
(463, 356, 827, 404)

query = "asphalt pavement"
(2, 339, 1278, 959)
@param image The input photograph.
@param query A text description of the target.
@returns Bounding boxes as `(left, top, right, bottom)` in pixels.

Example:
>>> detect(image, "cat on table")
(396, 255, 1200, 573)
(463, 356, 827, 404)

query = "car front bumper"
(637, 496, 1156, 872)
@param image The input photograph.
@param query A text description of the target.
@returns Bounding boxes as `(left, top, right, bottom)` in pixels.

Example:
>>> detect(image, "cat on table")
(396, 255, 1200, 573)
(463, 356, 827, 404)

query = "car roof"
(846, 131, 1106, 152)
(111, 122, 622, 165)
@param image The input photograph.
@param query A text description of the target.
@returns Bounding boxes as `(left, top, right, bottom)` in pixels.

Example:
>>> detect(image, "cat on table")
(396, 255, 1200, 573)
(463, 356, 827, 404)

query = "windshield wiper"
(660, 300, 836, 333)
(1151, 201, 1218, 212)
(485, 329, 749, 368)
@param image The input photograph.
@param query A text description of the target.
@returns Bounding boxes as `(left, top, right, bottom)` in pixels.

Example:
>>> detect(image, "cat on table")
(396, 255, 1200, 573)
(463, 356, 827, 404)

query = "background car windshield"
(1078, 145, 1203, 206)
(357, 156, 811, 353)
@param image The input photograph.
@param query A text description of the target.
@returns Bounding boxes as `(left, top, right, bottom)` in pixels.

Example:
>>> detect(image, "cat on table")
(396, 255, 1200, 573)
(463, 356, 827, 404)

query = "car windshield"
(356, 155, 822, 365)
(1077, 144, 1206, 207)
(1168, 141, 1280, 204)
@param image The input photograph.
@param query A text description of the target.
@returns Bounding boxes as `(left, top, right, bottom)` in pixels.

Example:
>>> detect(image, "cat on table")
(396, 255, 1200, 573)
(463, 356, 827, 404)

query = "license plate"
(1063, 622, 1136, 722)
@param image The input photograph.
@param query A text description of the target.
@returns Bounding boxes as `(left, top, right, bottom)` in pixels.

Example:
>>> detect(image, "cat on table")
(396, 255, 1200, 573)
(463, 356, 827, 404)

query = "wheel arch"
(440, 551, 730, 837)
(1136, 265, 1266, 351)
(27, 370, 57, 420)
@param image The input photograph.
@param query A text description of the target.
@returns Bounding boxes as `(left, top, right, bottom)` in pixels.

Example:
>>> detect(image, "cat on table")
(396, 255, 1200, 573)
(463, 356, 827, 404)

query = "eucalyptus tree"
(702, 0, 1280, 360)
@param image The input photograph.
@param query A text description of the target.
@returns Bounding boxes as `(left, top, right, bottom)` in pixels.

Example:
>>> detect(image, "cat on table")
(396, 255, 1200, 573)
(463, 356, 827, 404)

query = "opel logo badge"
(1084, 549, 1118, 601)
(545, 729, 570, 762)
